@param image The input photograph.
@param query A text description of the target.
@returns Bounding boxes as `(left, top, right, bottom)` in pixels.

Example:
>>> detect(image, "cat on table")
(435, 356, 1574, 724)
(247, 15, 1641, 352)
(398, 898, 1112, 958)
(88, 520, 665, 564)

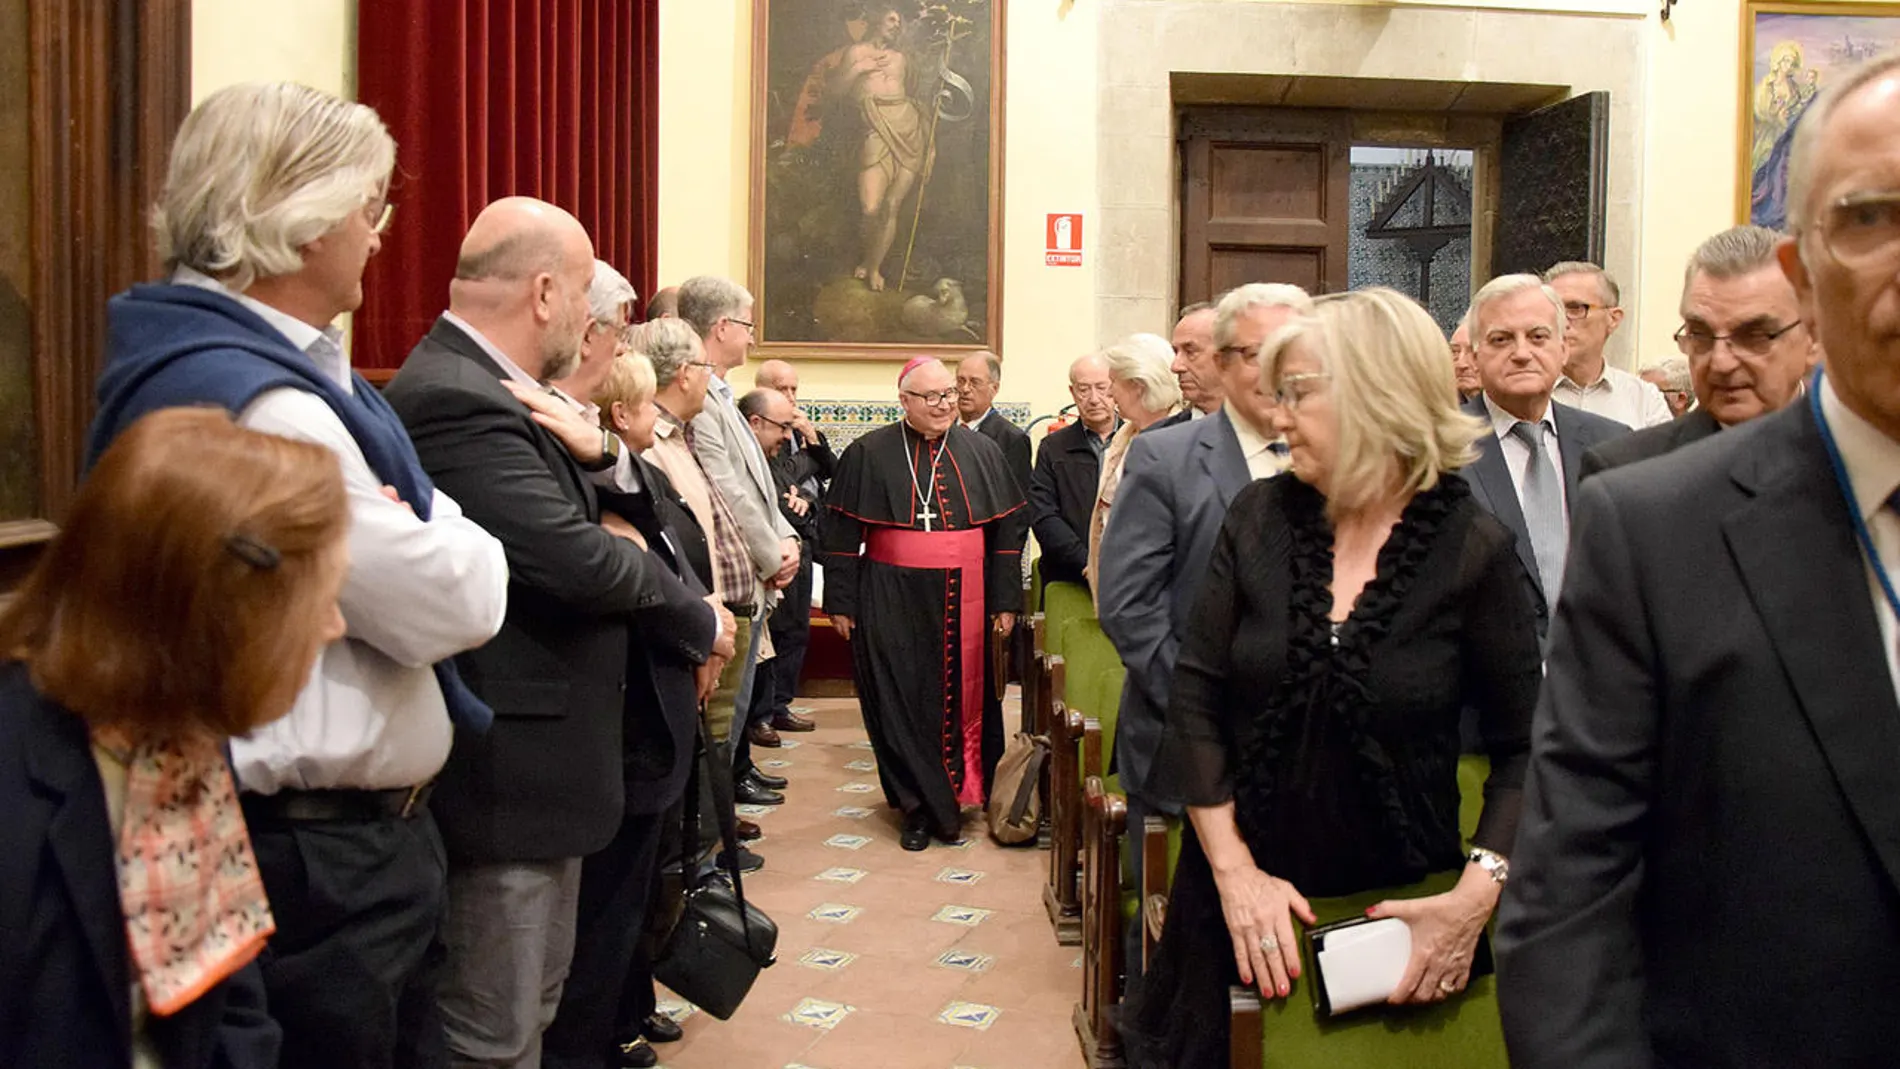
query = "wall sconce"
(1661, 0, 1677, 22)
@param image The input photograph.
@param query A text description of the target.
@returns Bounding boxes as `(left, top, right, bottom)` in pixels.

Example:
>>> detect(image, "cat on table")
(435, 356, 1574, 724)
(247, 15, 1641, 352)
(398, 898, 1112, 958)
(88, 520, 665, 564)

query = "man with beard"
(821, 357, 1027, 850)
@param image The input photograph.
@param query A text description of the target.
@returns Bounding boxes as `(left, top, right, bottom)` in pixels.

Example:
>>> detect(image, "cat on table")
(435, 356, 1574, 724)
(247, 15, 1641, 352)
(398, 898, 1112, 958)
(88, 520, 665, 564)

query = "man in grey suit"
(678, 276, 800, 803)
(1497, 54, 1900, 1066)
(1458, 274, 1628, 634)
(1581, 224, 1820, 479)
(1096, 281, 1312, 979)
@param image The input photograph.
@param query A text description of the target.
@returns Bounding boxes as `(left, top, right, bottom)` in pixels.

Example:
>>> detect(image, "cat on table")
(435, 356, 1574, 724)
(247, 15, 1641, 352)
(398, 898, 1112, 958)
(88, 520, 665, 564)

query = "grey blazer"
(692, 375, 795, 589)
(1095, 409, 1252, 807)
(1458, 394, 1630, 629)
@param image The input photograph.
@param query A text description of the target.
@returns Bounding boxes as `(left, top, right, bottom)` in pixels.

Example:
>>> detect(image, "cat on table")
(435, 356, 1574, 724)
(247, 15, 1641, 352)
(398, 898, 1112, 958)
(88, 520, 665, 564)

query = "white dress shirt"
(1553, 363, 1671, 430)
(1483, 393, 1570, 519)
(1223, 401, 1290, 481)
(962, 409, 992, 432)
(174, 271, 509, 793)
(1819, 378, 1900, 701)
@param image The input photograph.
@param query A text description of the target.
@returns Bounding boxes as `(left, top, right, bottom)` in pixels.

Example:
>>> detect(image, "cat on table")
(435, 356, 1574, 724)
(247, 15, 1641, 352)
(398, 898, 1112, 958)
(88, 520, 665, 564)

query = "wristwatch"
(583, 429, 621, 472)
(1468, 847, 1510, 884)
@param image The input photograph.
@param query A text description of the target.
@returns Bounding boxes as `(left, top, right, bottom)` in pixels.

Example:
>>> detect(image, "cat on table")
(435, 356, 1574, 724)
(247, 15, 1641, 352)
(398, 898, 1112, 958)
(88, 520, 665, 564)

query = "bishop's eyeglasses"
(903, 387, 961, 407)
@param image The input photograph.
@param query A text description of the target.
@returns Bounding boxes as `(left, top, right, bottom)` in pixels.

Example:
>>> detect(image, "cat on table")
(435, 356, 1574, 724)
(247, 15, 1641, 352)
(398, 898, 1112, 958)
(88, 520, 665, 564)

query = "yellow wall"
(659, 0, 1097, 422)
(191, 0, 353, 102)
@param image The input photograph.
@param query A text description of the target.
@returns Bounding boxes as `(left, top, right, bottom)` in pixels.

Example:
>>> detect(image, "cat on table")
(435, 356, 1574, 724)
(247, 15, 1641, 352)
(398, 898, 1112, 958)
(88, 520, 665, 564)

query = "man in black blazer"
(383, 197, 732, 1069)
(1581, 224, 1820, 479)
(1459, 274, 1629, 633)
(1029, 354, 1119, 587)
(955, 351, 1032, 493)
(1498, 57, 1900, 1066)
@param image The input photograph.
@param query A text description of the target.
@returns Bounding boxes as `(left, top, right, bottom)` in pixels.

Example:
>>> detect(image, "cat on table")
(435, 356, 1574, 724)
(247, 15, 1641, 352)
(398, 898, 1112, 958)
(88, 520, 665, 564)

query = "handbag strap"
(692, 699, 763, 954)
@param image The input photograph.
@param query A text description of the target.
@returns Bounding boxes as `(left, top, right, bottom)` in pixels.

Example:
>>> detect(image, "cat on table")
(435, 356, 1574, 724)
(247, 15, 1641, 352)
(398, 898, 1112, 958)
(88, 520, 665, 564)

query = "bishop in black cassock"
(821, 359, 1027, 849)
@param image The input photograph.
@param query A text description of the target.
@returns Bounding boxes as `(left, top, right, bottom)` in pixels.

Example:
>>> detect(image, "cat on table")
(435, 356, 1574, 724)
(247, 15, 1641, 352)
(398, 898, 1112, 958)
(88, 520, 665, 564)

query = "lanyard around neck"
(1808, 366, 1900, 621)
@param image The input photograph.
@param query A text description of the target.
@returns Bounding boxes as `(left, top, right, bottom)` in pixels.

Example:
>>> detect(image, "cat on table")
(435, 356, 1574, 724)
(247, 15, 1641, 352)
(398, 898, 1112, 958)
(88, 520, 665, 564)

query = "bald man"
(1028, 354, 1119, 586)
(385, 197, 730, 1069)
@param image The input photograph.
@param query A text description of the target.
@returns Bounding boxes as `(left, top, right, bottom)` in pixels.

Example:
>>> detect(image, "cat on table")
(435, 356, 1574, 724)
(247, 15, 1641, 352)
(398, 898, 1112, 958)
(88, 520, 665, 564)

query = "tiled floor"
(652, 696, 1088, 1069)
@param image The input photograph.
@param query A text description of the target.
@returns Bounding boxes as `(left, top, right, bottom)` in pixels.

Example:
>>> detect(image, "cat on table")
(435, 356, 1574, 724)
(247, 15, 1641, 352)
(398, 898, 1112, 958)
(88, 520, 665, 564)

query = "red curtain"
(353, 0, 659, 371)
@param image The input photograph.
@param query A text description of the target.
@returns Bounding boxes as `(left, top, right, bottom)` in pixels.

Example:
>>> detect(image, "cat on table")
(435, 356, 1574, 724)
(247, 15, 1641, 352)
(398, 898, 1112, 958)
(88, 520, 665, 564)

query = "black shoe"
(748, 769, 789, 790)
(900, 811, 930, 852)
(717, 845, 765, 872)
(642, 1014, 683, 1044)
(617, 1037, 658, 1068)
(734, 778, 785, 806)
(736, 818, 763, 842)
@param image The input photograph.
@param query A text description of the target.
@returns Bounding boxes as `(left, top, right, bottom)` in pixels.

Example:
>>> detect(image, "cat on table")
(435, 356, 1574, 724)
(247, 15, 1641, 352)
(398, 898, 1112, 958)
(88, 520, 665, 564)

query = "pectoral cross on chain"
(917, 501, 939, 530)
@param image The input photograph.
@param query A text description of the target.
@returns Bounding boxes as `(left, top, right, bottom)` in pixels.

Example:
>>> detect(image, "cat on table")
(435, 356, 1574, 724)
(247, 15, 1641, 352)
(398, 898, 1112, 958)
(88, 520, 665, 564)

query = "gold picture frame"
(748, 0, 1006, 362)
(1737, 0, 1900, 228)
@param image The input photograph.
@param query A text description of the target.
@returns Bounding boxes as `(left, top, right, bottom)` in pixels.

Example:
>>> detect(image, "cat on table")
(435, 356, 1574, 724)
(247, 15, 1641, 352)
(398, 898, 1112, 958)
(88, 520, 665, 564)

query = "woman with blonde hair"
(1086, 332, 1183, 605)
(1122, 288, 1541, 1067)
(0, 408, 351, 1067)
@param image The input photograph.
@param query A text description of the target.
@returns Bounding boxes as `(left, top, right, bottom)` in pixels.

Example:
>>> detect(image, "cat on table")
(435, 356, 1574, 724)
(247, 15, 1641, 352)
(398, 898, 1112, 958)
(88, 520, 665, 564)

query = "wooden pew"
(1139, 814, 1172, 971)
(1041, 658, 1084, 945)
(1074, 718, 1126, 1068)
(1027, 612, 1053, 848)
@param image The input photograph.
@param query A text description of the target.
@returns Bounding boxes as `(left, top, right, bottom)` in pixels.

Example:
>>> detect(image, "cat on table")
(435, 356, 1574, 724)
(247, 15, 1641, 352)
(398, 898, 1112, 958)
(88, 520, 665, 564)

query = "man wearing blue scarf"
(86, 83, 509, 1069)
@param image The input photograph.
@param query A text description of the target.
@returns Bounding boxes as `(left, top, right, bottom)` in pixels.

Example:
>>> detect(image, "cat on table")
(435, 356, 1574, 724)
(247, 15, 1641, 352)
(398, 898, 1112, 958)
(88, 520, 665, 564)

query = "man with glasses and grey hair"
(1582, 225, 1820, 478)
(1097, 282, 1310, 982)
(1638, 357, 1694, 418)
(1028, 354, 1120, 587)
(86, 81, 510, 1069)
(1500, 52, 1900, 1066)
(1545, 261, 1674, 429)
(820, 356, 1027, 851)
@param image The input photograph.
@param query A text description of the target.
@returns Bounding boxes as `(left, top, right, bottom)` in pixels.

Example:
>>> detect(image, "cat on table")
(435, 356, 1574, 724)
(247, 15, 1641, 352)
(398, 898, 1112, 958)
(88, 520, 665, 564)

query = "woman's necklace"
(904, 424, 946, 532)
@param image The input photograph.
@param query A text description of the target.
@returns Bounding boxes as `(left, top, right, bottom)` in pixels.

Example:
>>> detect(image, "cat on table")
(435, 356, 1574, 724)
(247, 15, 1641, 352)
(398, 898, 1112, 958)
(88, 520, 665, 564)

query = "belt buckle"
(399, 783, 426, 819)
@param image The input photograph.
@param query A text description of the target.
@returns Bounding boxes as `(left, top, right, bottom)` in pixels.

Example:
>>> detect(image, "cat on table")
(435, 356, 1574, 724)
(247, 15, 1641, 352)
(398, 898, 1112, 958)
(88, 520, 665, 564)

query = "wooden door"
(1179, 107, 1352, 304)
(1491, 92, 1608, 276)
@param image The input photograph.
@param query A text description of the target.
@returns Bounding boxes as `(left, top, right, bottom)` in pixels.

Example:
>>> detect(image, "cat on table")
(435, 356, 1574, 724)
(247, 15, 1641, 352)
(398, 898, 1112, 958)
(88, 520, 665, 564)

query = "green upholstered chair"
(1041, 580, 1093, 665)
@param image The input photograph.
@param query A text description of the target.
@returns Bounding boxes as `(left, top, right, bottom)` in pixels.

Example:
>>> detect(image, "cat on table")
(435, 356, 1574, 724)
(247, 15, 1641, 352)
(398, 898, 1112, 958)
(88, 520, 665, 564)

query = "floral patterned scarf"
(110, 733, 275, 1016)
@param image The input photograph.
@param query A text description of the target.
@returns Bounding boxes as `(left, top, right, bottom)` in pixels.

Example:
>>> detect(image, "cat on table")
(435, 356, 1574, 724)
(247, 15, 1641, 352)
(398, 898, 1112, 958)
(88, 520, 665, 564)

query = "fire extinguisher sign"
(1045, 213, 1083, 267)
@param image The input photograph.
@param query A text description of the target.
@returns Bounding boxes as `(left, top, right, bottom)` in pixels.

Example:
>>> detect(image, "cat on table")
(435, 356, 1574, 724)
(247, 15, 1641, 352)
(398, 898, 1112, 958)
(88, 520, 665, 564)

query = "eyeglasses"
(754, 415, 798, 432)
(364, 200, 395, 235)
(688, 360, 719, 372)
(1562, 301, 1608, 322)
(1813, 191, 1900, 268)
(1274, 372, 1331, 410)
(723, 316, 756, 334)
(903, 388, 960, 407)
(954, 377, 992, 391)
(1673, 320, 1803, 358)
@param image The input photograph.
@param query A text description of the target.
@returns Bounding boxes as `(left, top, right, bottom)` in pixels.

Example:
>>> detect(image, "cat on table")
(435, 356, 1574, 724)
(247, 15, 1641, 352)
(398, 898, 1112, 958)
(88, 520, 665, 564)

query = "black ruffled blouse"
(1149, 472, 1541, 895)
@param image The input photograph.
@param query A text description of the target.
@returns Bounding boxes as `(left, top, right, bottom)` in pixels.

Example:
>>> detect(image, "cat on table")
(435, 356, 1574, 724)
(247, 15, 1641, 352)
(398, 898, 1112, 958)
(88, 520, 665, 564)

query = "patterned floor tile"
(777, 739, 803, 750)
(797, 947, 859, 971)
(808, 903, 864, 924)
(847, 740, 876, 750)
(814, 866, 868, 884)
(835, 781, 878, 794)
(932, 949, 994, 973)
(934, 867, 984, 885)
(832, 805, 875, 820)
(653, 997, 697, 1023)
(736, 803, 774, 817)
(936, 1001, 1002, 1030)
(929, 904, 992, 927)
(843, 758, 877, 772)
(760, 758, 794, 770)
(824, 833, 873, 850)
(783, 996, 855, 1030)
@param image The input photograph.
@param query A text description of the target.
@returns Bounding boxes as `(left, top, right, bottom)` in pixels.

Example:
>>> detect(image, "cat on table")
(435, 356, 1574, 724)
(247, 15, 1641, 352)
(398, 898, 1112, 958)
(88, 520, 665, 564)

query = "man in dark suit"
(383, 197, 733, 1069)
(954, 351, 1032, 493)
(1097, 282, 1311, 979)
(1029, 354, 1119, 587)
(1581, 224, 1820, 479)
(1458, 274, 1628, 634)
(1497, 55, 1900, 1066)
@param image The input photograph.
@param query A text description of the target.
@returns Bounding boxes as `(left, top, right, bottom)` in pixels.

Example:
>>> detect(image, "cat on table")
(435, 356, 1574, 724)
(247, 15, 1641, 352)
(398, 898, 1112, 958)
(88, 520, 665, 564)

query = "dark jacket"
(383, 316, 715, 862)
(1578, 407, 1721, 480)
(970, 410, 1032, 498)
(1029, 420, 1108, 585)
(1498, 401, 1900, 1067)
(0, 664, 281, 1069)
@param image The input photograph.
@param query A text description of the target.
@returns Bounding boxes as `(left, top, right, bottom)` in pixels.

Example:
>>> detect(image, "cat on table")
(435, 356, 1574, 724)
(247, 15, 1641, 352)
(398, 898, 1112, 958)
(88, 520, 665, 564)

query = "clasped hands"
(1212, 860, 1497, 1004)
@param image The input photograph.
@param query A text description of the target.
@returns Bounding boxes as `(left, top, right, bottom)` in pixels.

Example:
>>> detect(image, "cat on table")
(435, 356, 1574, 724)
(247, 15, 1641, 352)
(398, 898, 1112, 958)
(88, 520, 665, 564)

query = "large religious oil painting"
(1739, 2, 1900, 230)
(749, 0, 1004, 360)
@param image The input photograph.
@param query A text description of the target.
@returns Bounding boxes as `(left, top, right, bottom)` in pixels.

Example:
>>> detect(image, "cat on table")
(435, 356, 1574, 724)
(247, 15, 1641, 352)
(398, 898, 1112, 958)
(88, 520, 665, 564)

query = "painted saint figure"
(829, 4, 936, 292)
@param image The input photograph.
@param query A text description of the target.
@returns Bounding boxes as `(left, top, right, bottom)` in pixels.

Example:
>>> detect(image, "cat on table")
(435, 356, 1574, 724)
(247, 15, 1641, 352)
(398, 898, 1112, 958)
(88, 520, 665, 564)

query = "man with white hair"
(1460, 273, 1628, 634)
(1097, 282, 1310, 981)
(385, 198, 730, 1069)
(1029, 353, 1120, 587)
(1582, 225, 1820, 478)
(955, 350, 1033, 492)
(86, 82, 509, 1069)
(820, 357, 1028, 851)
(1545, 261, 1674, 429)
(1639, 358, 1693, 418)
(1450, 311, 1481, 401)
(1499, 52, 1900, 1065)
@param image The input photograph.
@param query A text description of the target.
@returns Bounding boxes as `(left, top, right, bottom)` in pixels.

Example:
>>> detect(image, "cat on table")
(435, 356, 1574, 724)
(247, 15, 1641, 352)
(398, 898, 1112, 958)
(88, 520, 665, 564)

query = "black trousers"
(543, 802, 669, 1069)
(245, 805, 449, 1069)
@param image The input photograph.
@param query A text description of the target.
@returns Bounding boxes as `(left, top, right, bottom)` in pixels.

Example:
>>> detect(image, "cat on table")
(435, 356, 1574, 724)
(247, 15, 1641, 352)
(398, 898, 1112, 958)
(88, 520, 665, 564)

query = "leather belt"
(724, 601, 758, 619)
(241, 783, 434, 824)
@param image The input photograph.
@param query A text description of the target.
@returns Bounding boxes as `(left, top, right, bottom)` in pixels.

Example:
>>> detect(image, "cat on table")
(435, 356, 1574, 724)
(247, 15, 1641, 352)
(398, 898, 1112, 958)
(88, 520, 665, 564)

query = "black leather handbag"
(653, 723, 777, 1020)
